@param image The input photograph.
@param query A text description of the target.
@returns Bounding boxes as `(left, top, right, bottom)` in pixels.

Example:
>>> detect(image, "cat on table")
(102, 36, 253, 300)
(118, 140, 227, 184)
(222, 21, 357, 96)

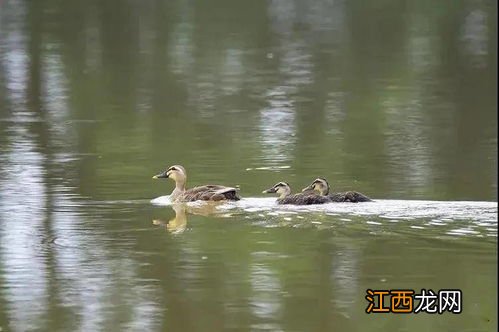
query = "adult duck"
(153, 165, 240, 202)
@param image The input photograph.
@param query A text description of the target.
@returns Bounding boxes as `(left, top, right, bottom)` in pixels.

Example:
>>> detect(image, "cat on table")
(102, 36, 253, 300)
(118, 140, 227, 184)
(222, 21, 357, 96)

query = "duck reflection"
(153, 202, 231, 234)
(153, 204, 188, 234)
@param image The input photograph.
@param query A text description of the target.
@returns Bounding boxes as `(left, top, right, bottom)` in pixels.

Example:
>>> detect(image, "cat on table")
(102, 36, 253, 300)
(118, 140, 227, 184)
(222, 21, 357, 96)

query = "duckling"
(263, 182, 332, 205)
(152, 165, 240, 202)
(302, 178, 372, 202)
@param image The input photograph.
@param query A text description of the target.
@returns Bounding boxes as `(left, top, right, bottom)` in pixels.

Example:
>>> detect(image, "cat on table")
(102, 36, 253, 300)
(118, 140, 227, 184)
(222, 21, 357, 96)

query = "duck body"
(302, 178, 372, 203)
(153, 165, 240, 202)
(328, 191, 372, 203)
(278, 193, 332, 205)
(263, 182, 332, 205)
(176, 184, 240, 202)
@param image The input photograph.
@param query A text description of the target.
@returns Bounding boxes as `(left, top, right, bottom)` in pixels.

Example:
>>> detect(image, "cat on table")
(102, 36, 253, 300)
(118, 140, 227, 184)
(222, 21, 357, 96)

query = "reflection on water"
(0, 0, 497, 331)
(153, 204, 188, 234)
(461, 6, 489, 67)
(153, 196, 497, 238)
(152, 202, 234, 234)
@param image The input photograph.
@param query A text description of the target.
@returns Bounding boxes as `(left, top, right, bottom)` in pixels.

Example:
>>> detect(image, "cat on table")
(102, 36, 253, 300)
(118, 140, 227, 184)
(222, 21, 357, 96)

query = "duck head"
(263, 182, 292, 199)
(302, 178, 330, 196)
(153, 165, 187, 187)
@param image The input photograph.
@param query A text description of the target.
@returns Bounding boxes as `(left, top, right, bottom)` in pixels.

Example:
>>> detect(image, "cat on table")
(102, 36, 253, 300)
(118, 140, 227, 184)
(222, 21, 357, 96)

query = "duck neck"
(278, 188, 291, 199)
(170, 179, 186, 201)
(322, 187, 330, 196)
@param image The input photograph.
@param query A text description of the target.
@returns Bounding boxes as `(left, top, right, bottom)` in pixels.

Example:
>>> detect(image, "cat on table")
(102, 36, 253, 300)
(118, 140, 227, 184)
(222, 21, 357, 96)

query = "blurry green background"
(0, 0, 497, 331)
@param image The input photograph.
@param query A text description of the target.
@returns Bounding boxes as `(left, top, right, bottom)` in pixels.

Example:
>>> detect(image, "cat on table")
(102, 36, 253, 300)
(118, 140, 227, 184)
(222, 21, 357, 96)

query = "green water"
(0, 0, 497, 331)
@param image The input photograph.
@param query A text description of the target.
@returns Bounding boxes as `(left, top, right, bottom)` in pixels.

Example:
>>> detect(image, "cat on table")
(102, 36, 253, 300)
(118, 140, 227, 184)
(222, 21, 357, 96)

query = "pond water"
(0, 0, 497, 331)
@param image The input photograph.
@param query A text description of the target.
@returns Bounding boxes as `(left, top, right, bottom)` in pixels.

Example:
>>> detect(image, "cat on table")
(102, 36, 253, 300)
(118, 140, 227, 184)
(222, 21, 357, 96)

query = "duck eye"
(170, 167, 177, 171)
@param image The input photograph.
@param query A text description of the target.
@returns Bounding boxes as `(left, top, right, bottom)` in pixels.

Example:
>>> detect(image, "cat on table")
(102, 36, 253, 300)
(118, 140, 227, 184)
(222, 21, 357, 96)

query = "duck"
(263, 182, 332, 205)
(301, 178, 372, 202)
(152, 165, 241, 202)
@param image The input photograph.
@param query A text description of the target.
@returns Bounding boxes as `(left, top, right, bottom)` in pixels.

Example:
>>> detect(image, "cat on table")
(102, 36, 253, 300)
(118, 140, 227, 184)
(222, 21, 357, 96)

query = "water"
(0, 0, 497, 331)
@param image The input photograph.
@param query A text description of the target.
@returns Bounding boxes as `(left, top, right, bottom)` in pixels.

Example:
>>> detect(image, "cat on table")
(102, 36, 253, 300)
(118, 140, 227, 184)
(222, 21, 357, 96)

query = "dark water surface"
(0, 0, 497, 331)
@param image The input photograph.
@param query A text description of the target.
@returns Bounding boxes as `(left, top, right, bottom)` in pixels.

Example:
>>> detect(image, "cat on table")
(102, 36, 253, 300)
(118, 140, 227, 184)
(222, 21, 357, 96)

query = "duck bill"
(301, 184, 314, 192)
(262, 187, 276, 194)
(152, 171, 169, 179)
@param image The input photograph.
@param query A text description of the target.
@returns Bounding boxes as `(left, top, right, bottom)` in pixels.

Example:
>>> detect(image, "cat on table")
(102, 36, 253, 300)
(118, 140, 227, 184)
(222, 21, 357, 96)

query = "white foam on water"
(245, 165, 291, 171)
(231, 198, 497, 222)
(150, 195, 172, 205)
(151, 196, 497, 223)
(366, 221, 382, 225)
